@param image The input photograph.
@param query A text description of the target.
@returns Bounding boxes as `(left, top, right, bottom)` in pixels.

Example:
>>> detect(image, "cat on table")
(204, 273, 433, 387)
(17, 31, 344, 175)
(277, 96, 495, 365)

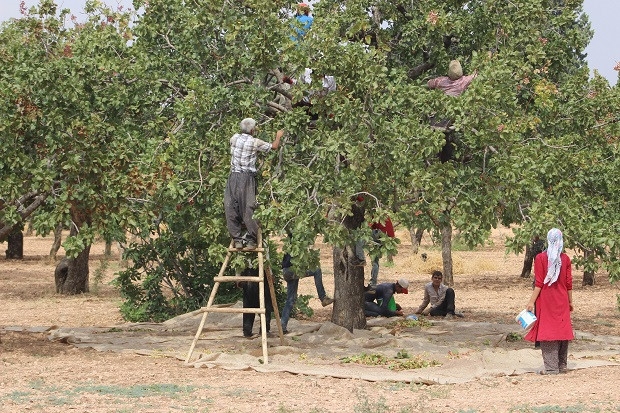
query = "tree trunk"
(331, 246, 367, 331)
(104, 240, 112, 257)
(520, 237, 544, 278)
(440, 222, 454, 286)
(5, 226, 24, 259)
(330, 201, 367, 331)
(55, 257, 69, 293)
(57, 246, 91, 294)
(56, 213, 91, 295)
(409, 227, 424, 254)
(49, 223, 63, 259)
(520, 243, 534, 278)
(582, 249, 595, 286)
(24, 220, 34, 236)
(582, 269, 595, 286)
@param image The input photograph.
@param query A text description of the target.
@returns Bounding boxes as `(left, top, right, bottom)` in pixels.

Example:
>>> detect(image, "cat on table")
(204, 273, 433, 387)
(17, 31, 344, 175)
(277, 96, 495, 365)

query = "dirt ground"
(1, 228, 620, 413)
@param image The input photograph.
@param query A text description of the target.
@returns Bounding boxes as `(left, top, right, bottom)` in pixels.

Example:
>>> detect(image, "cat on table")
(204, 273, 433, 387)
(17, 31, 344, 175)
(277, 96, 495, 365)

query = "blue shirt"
(291, 14, 313, 42)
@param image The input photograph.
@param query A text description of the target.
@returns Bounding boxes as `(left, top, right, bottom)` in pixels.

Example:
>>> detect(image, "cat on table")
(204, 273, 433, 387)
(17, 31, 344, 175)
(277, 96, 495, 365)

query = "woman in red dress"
(525, 228, 574, 374)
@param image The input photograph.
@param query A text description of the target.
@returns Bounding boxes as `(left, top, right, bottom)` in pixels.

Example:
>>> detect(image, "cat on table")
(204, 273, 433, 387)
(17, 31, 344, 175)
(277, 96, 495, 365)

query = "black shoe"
(245, 240, 258, 249)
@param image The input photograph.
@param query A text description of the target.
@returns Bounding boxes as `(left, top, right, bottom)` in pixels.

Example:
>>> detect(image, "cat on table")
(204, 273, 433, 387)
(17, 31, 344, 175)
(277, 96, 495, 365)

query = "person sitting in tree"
(427, 59, 477, 98)
(290, 3, 314, 43)
(427, 60, 478, 162)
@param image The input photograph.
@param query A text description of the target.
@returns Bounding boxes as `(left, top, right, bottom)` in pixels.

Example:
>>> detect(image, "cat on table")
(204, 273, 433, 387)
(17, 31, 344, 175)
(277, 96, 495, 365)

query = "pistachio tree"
(4, 0, 615, 322)
(113, 0, 617, 326)
(0, 0, 164, 294)
(506, 71, 620, 286)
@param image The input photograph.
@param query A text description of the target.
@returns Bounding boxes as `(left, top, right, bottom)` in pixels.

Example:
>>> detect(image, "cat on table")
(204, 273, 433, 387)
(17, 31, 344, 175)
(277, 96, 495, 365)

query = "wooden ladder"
(185, 229, 284, 364)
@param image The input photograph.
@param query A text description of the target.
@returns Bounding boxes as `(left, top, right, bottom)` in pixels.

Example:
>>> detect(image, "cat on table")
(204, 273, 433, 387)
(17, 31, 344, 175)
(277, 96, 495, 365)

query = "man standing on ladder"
(224, 118, 283, 249)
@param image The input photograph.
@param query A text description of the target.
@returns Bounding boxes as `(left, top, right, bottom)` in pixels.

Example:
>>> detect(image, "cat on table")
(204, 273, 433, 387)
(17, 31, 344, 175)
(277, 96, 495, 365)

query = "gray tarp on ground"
(6, 302, 619, 384)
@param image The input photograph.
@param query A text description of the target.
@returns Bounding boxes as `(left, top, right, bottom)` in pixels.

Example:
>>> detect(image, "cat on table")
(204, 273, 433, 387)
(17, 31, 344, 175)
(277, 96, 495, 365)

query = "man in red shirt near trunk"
(369, 217, 395, 287)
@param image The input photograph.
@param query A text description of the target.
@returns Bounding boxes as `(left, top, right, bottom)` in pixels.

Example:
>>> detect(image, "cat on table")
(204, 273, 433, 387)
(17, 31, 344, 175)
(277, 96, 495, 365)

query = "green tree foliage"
(2, 0, 617, 322)
(112, 0, 291, 321)
(506, 71, 620, 284)
(0, 1, 165, 293)
(119, 0, 617, 324)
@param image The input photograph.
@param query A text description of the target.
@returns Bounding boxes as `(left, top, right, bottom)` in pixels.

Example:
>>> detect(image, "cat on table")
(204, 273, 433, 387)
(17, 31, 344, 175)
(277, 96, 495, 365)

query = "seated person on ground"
(364, 279, 409, 317)
(414, 270, 463, 318)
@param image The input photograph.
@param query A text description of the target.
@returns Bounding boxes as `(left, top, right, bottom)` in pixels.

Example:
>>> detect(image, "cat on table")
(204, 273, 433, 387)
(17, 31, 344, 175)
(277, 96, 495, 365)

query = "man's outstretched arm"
(271, 129, 284, 149)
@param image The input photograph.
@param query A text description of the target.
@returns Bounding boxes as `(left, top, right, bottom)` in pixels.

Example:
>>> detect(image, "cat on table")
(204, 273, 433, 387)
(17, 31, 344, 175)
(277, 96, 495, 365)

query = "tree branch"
(266, 100, 289, 113)
(269, 84, 293, 100)
(408, 60, 435, 80)
(225, 78, 252, 87)
(0, 192, 49, 240)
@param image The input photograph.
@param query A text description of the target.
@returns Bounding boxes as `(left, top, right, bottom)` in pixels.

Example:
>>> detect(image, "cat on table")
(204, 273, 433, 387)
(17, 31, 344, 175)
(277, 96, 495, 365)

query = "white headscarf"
(544, 228, 563, 286)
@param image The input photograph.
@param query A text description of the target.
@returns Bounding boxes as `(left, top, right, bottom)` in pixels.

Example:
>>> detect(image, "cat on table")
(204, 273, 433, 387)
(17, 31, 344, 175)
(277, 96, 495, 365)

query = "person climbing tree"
(427, 60, 478, 162)
(290, 3, 314, 43)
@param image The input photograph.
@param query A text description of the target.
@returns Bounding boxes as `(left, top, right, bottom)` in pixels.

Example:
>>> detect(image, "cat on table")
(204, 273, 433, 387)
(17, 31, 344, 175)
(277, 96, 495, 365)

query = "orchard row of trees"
(0, 0, 618, 328)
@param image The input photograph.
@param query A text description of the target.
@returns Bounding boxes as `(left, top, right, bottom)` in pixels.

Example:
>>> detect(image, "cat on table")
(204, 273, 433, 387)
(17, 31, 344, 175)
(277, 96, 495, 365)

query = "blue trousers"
(280, 268, 327, 331)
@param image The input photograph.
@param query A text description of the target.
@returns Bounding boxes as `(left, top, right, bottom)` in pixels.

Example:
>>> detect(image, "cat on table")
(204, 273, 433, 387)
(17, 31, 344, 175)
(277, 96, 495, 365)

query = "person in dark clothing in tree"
(427, 60, 478, 162)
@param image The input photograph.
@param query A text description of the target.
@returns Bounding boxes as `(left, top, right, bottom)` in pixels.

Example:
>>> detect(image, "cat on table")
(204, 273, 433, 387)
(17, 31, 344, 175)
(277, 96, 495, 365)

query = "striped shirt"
(229, 133, 272, 173)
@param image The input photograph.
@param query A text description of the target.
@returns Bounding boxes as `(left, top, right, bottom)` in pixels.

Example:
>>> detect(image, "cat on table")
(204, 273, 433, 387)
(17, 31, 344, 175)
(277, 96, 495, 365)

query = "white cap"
(397, 278, 409, 293)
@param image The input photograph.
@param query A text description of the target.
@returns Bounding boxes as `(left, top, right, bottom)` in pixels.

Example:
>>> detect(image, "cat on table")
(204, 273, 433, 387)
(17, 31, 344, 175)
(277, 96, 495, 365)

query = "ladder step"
(199, 307, 266, 314)
(214, 276, 263, 282)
